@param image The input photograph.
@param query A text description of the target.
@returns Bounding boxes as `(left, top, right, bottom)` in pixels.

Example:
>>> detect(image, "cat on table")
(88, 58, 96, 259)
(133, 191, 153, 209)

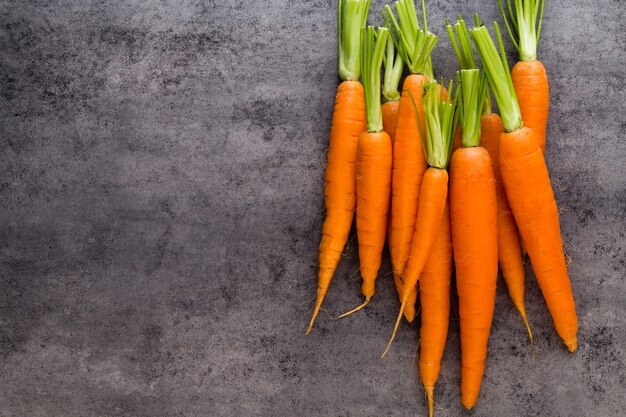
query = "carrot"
(382, 101, 400, 144)
(419, 201, 452, 417)
(471, 22, 578, 351)
(481, 112, 533, 344)
(448, 67, 499, 410)
(383, 79, 458, 357)
(380, 26, 415, 318)
(448, 16, 533, 349)
(307, 0, 370, 335)
(383, 0, 437, 322)
(498, 0, 549, 153)
(339, 26, 393, 316)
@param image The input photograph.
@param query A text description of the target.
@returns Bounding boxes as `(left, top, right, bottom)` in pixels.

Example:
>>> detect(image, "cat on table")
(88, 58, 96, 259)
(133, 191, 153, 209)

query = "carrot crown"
(338, 0, 371, 81)
(382, 0, 437, 77)
(361, 26, 389, 132)
(382, 32, 403, 102)
(470, 22, 522, 133)
(497, 0, 544, 62)
(446, 16, 492, 115)
(457, 69, 488, 147)
(409, 81, 458, 169)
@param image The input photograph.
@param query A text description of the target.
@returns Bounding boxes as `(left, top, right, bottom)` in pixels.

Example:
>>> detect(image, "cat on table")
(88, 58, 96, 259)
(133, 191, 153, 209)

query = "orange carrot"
(353, 129, 392, 305)
(339, 26, 392, 315)
(382, 100, 400, 144)
(419, 201, 452, 417)
(389, 73, 427, 321)
(499, 127, 577, 350)
(450, 146, 498, 409)
(472, 21, 578, 351)
(307, 0, 369, 334)
(447, 16, 532, 347)
(383, 79, 458, 357)
(512, 61, 548, 152)
(449, 68, 499, 410)
(383, 0, 437, 322)
(480, 112, 533, 346)
(380, 29, 415, 318)
(498, 0, 549, 152)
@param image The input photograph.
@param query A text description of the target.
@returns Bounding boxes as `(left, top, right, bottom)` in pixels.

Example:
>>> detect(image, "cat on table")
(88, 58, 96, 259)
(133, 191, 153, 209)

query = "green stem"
(362, 26, 389, 132)
(383, 0, 437, 75)
(446, 16, 492, 114)
(424, 57, 435, 80)
(497, 0, 544, 61)
(408, 81, 457, 168)
(457, 69, 486, 147)
(383, 34, 403, 102)
(338, 0, 371, 81)
(470, 22, 522, 132)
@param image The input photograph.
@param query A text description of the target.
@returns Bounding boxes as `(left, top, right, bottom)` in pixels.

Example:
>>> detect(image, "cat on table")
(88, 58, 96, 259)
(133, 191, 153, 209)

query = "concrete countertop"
(1, 1, 624, 416)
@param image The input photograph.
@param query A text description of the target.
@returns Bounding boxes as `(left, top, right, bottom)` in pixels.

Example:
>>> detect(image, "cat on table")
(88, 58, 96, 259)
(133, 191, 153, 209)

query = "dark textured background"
(1, 0, 624, 416)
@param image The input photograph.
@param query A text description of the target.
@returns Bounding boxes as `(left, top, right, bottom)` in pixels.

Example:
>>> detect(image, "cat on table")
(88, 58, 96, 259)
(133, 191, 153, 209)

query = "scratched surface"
(0, 0, 624, 416)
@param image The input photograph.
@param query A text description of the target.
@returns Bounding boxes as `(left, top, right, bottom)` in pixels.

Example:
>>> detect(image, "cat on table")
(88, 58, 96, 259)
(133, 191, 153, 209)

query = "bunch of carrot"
(307, 0, 578, 414)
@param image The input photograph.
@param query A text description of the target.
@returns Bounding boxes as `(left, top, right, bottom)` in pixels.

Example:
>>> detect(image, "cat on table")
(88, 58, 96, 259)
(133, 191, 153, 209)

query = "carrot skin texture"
(393, 275, 418, 323)
(480, 113, 531, 336)
(499, 127, 578, 351)
(512, 60, 549, 153)
(383, 167, 449, 357)
(389, 74, 429, 320)
(419, 201, 452, 417)
(382, 100, 400, 144)
(390, 74, 429, 280)
(402, 168, 449, 294)
(309, 81, 366, 332)
(383, 98, 414, 318)
(356, 131, 393, 297)
(449, 146, 498, 410)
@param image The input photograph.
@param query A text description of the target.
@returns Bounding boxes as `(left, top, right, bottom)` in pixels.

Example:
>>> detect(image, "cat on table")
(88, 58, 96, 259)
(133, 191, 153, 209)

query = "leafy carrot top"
(410, 81, 458, 169)
(383, 0, 436, 78)
(470, 22, 522, 133)
(338, 0, 371, 81)
(361, 26, 389, 132)
(498, 0, 545, 62)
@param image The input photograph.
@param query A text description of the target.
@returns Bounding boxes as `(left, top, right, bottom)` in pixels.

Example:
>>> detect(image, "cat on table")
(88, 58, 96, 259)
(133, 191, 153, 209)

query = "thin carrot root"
(337, 295, 371, 319)
(425, 385, 435, 417)
(516, 304, 535, 362)
(306, 291, 327, 335)
(381, 293, 408, 358)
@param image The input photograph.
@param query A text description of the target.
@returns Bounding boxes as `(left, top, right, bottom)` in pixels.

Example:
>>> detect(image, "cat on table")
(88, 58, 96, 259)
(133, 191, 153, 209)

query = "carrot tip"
(565, 338, 577, 353)
(424, 385, 435, 417)
(517, 307, 534, 363)
(337, 296, 371, 319)
(381, 294, 408, 358)
(306, 291, 328, 335)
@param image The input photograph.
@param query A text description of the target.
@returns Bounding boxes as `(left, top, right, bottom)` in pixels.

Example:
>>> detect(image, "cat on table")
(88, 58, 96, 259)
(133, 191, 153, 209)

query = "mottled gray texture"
(0, 0, 624, 416)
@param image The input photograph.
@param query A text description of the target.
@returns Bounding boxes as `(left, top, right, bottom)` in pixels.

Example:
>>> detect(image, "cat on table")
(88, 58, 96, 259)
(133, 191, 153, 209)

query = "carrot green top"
(457, 69, 488, 147)
(338, 0, 371, 81)
(446, 16, 492, 116)
(361, 26, 389, 133)
(410, 81, 458, 169)
(382, 32, 403, 102)
(382, 0, 437, 77)
(497, 0, 545, 62)
(470, 22, 522, 133)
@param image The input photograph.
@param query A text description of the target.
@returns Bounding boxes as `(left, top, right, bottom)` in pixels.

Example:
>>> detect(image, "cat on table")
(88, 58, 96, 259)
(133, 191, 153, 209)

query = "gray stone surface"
(0, 0, 624, 416)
